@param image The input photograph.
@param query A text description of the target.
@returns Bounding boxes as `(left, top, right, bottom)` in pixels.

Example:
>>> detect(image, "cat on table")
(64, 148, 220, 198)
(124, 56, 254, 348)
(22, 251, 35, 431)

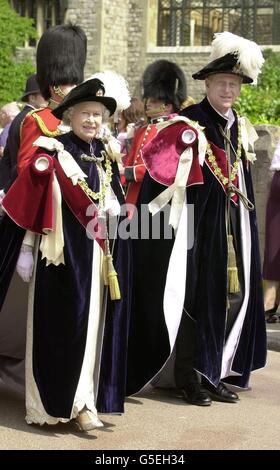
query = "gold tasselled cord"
(83, 150, 121, 301)
(225, 126, 240, 298)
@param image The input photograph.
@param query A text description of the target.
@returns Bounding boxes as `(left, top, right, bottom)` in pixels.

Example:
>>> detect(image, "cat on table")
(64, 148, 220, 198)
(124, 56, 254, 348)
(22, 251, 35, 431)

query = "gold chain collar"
(206, 119, 242, 186)
(78, 151, 112, 201)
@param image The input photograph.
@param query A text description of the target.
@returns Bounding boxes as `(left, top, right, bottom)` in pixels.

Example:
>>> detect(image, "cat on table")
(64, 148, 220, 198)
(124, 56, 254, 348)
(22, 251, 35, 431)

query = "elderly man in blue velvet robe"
(126, 32, 266, 407)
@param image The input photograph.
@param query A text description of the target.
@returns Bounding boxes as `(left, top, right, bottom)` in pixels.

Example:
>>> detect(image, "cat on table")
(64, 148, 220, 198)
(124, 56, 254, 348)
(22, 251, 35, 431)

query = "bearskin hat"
(143, 60, 187, 112)
(36, 24, 87, 100)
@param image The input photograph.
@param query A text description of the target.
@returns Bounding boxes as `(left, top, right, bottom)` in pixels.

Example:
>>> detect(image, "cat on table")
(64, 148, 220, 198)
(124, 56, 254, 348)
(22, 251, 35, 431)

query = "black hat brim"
(192, 69, 253, 84)
(52, 95, 117, 119)
(21, 89, 41, 102)
(192, 53, 253, 84)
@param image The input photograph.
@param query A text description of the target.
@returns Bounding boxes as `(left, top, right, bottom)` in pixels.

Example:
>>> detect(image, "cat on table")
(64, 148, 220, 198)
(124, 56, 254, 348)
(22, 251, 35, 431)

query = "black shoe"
(265, 304, 278, 315)
(203, 381, 239, 403)
(180, 382, 212, 406)
(267, 313, 279, 323)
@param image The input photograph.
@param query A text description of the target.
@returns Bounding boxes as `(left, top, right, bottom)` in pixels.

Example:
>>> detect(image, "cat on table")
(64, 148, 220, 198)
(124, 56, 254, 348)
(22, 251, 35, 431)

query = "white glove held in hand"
(0, 189, 5, 216)
(16, 246, 34, 282)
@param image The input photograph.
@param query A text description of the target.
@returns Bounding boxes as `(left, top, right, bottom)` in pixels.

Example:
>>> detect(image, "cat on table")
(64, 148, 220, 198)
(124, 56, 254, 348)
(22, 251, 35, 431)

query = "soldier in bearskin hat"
(17, 24, 87, 173)
(124, 59, 188, 214)
(125, 61, 203, 395)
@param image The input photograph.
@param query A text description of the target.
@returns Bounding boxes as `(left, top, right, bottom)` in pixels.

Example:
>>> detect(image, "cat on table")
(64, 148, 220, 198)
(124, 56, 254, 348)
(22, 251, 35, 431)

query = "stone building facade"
(63, 0, 280, 101)
(63, 0, 280, 256)
(12, 0, 280, 99)
(63, 0, 210, 100)
(11, 0, 280, 255)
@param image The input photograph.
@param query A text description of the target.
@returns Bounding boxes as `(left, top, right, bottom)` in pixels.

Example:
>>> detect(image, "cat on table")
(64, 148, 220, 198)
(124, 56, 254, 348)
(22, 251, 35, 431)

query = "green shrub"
(0, 0, 37, 106)
(235, 49, 280, 125)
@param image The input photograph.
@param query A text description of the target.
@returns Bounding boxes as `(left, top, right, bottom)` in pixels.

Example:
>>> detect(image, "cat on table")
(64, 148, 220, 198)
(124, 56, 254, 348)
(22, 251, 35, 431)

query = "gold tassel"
(227, 234, 240, 293)
(103, 256, 109, 285)
(226, 297, 230, 310)
(106, 254, 121, 300)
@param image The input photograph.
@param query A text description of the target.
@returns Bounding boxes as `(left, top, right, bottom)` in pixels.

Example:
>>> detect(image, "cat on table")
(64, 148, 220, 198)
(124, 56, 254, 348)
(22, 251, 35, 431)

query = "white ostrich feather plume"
(88, 70, 131, 111)
(210, 32, 265, 85)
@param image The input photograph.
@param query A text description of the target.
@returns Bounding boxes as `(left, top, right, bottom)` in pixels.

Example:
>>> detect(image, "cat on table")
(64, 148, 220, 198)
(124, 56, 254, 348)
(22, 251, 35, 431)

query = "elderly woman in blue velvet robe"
(0, 78, 131, 431)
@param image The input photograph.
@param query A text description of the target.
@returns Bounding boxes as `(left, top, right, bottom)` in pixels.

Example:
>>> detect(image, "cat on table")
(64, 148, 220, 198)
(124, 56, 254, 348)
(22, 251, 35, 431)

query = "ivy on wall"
(0, 0, 36, 106)
(235, 49, 280, 125)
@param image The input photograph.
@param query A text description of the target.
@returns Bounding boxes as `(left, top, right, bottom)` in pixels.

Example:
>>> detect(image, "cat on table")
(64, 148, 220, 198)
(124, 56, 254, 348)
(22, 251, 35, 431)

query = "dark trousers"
(174, 311, 197, 388)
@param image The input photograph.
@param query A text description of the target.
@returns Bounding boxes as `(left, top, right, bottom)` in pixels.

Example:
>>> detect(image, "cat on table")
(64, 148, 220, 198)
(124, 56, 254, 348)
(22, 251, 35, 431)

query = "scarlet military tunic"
(123, 124, 157, 213)
(17, 107, 61, 173)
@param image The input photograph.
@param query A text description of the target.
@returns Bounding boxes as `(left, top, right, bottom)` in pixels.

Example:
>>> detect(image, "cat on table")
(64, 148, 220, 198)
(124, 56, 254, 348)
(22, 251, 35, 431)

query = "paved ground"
(266, 308, 280, 352)
(0, 350, 279, 451)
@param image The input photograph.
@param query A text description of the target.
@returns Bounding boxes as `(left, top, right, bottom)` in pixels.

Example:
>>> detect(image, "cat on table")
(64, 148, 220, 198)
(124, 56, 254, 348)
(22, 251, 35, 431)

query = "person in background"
(0, 74, 47, 190)
(16, 24, 87, 174)
(0, 102, 20, 157)
(117, 97, 145, 155)
(263, 138, 280, 323)
(125, 60, 194, 396)
(123, 60, 187, 214)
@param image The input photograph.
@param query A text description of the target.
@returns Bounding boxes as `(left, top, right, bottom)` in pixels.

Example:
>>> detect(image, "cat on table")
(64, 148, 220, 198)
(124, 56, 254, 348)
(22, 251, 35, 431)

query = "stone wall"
(15, 46, 36, 64)
(64, 0, 102, 77)
(12, 1, 220, 101)
(66, 0, 130, 78)
(127, 0, 147, 96)
(100, 0, 129, 74)
(13, 2, 280, 265)
(123, 0, 212, 101)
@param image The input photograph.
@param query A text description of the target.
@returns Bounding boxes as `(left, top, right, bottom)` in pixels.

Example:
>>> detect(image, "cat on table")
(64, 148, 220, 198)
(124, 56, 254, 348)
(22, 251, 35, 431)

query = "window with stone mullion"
(157, 0, 280, 46)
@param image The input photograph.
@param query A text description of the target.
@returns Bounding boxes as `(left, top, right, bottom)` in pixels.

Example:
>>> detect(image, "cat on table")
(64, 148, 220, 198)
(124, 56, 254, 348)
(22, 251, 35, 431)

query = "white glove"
(104, 188, 121, 217)
(105, 198, 121, 217)
(126, 123, 135, 139)
(0, 189, 5, 217)
(16, 246, 34, 282)
(118, 162, 125, 176)
(96, 124, 112, 140)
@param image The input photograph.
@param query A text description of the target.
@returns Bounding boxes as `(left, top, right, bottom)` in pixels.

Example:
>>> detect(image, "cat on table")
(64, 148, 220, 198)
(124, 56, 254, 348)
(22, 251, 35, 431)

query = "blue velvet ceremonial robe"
(181, 98, 266, 387)
(126, 98, 266, 395)
(0, 131, 131, 417)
